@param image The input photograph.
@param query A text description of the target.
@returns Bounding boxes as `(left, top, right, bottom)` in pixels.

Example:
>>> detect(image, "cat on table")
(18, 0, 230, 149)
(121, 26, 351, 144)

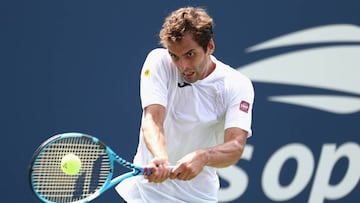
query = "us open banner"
(218, 24, 360, 203)
(1, 1, 359, 203)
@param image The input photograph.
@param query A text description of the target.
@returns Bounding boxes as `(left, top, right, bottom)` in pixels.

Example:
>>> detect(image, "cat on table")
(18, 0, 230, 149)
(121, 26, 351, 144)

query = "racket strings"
(31, 137, 111, 203)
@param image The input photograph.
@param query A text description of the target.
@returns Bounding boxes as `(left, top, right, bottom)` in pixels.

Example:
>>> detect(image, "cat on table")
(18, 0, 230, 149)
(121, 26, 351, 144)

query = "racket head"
(29, 133, 114, 203)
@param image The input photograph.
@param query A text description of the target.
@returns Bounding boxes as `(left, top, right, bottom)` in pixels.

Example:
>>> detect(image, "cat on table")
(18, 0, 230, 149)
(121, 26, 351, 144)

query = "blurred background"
(1, 0, 359, 202)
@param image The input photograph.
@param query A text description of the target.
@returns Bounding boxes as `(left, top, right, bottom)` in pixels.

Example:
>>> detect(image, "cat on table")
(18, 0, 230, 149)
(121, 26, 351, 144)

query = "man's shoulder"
(147, 48, 168, 58)
(214, 58, 251, 83)
(214, 61, 253, 91)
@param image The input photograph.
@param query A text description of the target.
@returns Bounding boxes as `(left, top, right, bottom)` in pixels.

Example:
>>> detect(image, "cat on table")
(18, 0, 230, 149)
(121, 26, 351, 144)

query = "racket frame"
(29, 132, 150, 203)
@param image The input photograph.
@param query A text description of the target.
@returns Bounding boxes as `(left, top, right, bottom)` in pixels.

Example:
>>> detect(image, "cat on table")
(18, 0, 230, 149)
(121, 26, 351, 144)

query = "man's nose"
(177, 58, 188, 71)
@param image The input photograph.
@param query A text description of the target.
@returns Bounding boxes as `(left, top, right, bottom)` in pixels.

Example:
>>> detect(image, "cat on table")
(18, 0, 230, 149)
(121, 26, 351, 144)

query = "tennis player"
(116, 7, 254, 203)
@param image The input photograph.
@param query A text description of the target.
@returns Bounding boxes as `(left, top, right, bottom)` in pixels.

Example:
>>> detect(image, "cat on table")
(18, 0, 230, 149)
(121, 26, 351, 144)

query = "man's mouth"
(183, 72, 195, 78)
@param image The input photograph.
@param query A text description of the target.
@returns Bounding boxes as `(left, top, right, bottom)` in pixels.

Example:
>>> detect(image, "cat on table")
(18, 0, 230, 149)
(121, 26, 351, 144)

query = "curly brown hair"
(159, 7, 214, 52)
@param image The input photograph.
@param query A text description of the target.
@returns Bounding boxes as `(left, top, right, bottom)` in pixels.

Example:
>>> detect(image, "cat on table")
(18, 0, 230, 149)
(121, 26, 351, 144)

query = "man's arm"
(141, 104, 171, 182)
(170, 127, 247, 180)
(205, 127, 248, 167)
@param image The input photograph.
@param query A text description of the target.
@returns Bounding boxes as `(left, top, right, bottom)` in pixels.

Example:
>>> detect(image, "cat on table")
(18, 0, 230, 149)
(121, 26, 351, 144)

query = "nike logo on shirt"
(177, 82, 192, 88)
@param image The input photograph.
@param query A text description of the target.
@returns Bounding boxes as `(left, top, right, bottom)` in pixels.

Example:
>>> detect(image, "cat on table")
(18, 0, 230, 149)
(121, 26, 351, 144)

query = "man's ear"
(207, 38, 215, 55)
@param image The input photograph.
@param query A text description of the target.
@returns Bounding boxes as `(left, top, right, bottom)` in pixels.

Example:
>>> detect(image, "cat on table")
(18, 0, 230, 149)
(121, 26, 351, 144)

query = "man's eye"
(170, 54, 178, 60)
(187, 52, 194, 57)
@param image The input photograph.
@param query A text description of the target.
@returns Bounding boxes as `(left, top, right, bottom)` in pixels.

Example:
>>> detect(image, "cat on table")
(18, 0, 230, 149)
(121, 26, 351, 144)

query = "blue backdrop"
(1, 1, 359, 202)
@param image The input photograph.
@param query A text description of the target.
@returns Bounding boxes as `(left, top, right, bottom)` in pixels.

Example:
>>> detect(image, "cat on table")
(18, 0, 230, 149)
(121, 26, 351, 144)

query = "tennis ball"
(61, 153, 81, 175)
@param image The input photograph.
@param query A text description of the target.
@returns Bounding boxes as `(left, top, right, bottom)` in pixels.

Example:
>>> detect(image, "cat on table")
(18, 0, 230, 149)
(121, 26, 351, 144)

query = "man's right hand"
(145, 157, 171, 183)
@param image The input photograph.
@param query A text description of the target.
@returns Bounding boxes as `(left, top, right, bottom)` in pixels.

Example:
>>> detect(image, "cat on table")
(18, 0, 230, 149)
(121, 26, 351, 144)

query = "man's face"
(167, 33, 214, 83)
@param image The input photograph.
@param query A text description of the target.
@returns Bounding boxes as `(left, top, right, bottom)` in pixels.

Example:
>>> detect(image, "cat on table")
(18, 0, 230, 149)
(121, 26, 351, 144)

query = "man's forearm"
(204, 138, 246, 168)
(204, 127, 248, 168)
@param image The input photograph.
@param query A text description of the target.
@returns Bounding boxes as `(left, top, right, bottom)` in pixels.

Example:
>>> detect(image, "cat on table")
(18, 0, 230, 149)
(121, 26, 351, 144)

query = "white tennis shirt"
(116, 48, 254, 203)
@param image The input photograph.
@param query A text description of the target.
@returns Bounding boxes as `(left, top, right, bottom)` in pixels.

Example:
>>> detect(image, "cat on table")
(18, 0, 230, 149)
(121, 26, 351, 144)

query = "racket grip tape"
(144, 167, 151, 176)
(143, 166, 174, 176)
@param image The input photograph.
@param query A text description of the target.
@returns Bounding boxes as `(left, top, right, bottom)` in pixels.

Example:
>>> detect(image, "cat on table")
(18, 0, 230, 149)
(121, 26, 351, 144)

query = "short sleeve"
(140, 48, 170, 109)
(224, 73, 255, 137)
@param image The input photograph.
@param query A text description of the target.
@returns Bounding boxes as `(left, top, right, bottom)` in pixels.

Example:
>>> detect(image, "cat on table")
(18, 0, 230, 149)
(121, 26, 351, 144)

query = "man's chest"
(168, 83, 227, 123)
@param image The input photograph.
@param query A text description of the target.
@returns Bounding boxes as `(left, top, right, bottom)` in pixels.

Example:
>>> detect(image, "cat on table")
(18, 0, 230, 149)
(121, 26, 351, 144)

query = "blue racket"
(29, 132, 151, 203)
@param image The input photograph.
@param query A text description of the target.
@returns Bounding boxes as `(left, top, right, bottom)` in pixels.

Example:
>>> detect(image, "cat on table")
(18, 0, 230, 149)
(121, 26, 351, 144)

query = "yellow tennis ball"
(61, 153, 81, 175)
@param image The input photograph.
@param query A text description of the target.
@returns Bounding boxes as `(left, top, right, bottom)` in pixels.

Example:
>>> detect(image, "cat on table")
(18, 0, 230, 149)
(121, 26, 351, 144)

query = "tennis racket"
(29, 132, 151, 203)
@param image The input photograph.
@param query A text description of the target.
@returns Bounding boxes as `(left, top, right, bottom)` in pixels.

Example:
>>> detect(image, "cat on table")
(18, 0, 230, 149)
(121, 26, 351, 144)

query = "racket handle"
(144, 167, 151, 176)
(143, 166, 175, 176)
